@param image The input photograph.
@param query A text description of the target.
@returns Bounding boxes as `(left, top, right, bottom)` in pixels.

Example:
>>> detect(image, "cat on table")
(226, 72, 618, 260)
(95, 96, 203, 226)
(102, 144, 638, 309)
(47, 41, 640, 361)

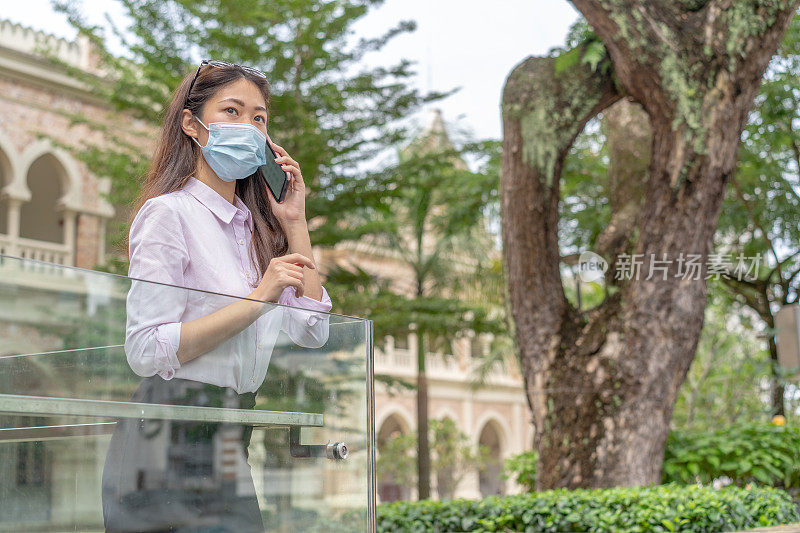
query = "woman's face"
(183, 77, 269, 147)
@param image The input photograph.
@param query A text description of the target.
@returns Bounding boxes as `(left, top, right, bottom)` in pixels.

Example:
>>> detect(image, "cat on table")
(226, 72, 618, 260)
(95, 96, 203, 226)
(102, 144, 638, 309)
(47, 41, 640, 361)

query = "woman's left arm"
(278, 219, 332, 349)
(265, 141, 331, 347)
(267, 139, 323, 302)
(284, 220, 323, 301)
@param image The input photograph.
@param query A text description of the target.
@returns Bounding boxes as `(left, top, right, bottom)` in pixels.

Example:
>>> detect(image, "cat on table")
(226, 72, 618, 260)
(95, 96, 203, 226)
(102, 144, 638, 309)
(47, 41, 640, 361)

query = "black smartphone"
(258, 133, 289, 203)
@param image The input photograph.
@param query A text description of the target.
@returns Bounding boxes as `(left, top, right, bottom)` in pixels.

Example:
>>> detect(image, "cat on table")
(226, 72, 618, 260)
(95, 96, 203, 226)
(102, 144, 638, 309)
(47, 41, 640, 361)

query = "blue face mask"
(192, 117, 268, 181)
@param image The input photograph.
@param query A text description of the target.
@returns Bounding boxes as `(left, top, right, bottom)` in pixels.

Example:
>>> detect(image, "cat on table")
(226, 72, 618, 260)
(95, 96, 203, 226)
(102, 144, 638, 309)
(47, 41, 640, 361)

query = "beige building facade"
(0, 19, 118, 268)
(0, 18, 534, 505)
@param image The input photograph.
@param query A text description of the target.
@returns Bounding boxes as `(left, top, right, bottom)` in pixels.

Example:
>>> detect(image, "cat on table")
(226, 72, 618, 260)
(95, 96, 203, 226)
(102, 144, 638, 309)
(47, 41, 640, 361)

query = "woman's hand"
(267, 140, 306, 226)
(253, 253, 316, 302)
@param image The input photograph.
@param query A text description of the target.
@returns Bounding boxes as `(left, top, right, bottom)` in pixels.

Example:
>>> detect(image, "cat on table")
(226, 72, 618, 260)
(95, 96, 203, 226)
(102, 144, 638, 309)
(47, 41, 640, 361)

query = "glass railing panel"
(0, 253, 375, 532)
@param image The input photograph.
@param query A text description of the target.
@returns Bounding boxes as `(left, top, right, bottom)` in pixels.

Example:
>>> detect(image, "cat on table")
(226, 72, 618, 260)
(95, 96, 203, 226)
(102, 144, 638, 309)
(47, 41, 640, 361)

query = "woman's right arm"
(125, 199, 190, 379)
(176, 253, 318, 364)
(125, 199, 264, 376)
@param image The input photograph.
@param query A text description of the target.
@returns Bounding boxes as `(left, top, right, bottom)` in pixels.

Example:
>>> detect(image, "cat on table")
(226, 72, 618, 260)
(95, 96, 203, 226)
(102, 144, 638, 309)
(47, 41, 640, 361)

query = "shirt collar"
(183, 177, 253, 231)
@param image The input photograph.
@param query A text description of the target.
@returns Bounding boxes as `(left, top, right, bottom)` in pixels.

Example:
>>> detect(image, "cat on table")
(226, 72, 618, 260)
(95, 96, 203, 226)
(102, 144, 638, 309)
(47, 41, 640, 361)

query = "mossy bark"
(595, 98, 650, 267)
(501, 0, 799, 489)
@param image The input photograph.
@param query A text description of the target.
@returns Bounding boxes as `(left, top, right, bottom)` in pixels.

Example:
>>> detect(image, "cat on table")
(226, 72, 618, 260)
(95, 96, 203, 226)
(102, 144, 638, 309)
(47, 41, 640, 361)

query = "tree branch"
(731, 176, 783, 280)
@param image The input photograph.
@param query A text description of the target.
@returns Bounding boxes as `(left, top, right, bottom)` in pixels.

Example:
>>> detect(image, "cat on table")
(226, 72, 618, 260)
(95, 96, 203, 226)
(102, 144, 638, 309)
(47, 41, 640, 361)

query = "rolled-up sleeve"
(279, 284, 333, 349)
(124, 199, 188, 380)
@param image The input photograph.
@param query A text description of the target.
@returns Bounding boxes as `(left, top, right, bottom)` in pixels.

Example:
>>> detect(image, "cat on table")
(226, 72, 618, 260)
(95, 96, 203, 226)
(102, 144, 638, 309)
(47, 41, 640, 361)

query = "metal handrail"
(0, 393, 324, 429)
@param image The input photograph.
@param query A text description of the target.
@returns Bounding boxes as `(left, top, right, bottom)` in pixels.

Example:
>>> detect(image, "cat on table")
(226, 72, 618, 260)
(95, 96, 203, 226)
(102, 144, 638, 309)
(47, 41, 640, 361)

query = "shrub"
(376, 482, 799, 532)
(664, 423, 800, 490)
(502, 424, 800, 494)
(501, 449, 538, 492)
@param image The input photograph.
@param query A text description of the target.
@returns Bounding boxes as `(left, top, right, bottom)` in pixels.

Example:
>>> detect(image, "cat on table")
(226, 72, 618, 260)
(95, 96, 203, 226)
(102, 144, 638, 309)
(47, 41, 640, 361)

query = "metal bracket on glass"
(289, 426, 348, 460)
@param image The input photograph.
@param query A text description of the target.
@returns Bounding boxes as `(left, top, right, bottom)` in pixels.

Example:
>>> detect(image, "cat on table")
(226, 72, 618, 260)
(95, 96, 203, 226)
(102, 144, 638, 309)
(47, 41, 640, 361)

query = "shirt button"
(238, 238, 245, 245)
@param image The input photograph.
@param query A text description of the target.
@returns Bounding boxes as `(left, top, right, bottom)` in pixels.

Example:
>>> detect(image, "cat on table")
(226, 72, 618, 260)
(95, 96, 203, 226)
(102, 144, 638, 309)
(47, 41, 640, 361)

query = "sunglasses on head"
(183, 60, 268, 109)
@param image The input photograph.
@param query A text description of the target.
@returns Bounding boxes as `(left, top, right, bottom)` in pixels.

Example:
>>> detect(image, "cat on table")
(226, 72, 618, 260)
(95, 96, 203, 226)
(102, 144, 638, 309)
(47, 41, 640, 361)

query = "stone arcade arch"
(20, 154, 68, 244)
(376, 412, 413, 503)
(477, 419, 506, 497)
(12, 142, 83, 264)
(432, 415, 461, 500)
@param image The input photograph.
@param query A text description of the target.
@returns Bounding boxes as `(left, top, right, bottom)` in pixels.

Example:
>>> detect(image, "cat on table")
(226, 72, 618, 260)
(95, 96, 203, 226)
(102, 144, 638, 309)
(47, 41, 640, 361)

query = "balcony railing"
(375, 345, 520, 387)
(0, 234, 73, 266)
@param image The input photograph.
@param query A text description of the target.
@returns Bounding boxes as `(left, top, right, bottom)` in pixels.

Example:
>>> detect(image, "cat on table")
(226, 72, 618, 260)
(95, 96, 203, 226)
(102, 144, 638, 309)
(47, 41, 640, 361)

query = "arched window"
(478, 421, 505, 497)
(433, 416, 459, 499)
(20, 154, 68, 244)
(377, 414, 411, 502)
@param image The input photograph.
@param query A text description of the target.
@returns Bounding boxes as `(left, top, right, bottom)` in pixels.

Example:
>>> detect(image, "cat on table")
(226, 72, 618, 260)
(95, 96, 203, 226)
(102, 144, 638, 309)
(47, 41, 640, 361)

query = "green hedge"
(664, 423, 800, 489)
(376, 483, 800, 532)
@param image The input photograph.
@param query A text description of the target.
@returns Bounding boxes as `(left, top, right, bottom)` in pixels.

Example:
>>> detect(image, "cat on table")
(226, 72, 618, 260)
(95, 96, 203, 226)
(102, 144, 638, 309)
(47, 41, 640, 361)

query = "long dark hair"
(128, 64, 288, 278)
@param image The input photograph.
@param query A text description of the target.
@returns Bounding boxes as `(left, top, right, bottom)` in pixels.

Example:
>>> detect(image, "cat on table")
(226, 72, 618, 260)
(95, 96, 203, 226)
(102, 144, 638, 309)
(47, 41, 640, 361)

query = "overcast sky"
(2, 0, 581, 141)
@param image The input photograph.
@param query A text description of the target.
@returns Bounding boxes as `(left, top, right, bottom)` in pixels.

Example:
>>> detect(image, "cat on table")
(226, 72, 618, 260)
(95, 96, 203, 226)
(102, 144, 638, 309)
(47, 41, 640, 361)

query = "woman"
(101, 60, 332, 532)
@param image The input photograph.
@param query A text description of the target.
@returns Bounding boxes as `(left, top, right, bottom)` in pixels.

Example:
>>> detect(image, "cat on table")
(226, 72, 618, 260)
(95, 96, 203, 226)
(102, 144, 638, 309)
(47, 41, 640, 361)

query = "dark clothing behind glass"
(102, 376, 263, 532)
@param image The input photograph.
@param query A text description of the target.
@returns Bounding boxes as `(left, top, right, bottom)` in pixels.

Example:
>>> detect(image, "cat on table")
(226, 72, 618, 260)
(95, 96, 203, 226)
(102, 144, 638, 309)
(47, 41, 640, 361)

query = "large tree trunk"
(501, 1, 798, 489)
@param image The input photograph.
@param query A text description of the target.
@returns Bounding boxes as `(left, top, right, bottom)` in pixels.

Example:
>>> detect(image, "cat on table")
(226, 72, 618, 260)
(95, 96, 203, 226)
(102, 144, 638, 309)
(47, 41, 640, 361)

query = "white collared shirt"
(124, 177, 333, 393)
